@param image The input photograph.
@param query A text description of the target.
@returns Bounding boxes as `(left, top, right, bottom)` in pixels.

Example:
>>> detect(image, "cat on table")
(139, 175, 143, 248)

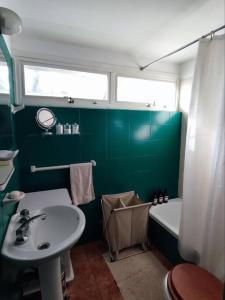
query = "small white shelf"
(52, 132, 80, 136)
(0, 163, 14, 191)
(0, 150, 19, 191)
(38, 132, 80, 137)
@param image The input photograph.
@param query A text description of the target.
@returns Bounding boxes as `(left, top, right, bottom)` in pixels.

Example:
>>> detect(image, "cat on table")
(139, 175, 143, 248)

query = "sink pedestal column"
(61, 250, 74, 281)
(39, 257, 63, 300)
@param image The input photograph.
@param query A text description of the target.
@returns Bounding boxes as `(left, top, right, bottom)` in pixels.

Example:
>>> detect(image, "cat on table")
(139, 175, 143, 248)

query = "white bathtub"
(149, 198, 182, 238)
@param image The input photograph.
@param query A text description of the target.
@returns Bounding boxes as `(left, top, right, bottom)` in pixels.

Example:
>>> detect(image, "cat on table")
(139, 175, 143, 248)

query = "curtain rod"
(140, 24, 225, 71)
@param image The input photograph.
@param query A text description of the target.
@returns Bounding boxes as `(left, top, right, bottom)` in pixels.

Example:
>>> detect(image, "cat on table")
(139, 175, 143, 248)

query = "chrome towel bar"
(30, 160, 96, 173)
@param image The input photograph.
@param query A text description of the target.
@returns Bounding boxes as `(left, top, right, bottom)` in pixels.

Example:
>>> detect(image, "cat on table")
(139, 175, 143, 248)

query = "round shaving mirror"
(36, 108, 56, 135)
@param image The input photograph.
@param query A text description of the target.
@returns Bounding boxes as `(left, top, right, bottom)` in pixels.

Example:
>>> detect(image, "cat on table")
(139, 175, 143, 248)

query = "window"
(0, 61, 9, 94)
(24, 65, 109, 101)
(117, 76, 176, 108)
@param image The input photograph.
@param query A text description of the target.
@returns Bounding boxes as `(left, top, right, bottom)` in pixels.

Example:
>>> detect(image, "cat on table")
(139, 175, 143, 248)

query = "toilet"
(163, 263, 223, 300)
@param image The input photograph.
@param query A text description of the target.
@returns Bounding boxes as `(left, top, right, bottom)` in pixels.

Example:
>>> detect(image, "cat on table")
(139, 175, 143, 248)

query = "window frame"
(0, 57, 10, 96)
(115, 73, 178, 110)
(0, 57, 10, 104)
(17, 58, 111, 106)
(15, 56, 179, 111)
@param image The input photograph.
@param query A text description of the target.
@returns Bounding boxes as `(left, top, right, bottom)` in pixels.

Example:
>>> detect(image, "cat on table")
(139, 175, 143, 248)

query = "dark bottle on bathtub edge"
(152, 193, 158, 205)
(163, 189, 169, 203)
(158, 190, 163, 204)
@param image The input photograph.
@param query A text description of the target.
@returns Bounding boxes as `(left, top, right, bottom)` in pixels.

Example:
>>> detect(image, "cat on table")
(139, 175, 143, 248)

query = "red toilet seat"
(167, 263, 223, 300)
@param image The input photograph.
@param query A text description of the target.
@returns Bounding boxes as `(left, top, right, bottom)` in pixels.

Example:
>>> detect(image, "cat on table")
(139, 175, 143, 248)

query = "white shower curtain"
(179, 34, 225, 281)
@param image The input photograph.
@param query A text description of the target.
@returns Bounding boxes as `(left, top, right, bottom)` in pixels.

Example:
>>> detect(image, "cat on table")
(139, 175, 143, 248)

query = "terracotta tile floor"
(24, 240, 123, 300)
(24, 240, 172, 300)
(68, 240, 123, 300)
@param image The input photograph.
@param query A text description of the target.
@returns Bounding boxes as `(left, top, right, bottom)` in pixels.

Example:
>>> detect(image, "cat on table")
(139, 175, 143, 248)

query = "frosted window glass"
(117, 76, 176, 108)
(0, 61, 9, 94)
(24, 65, 108, 100)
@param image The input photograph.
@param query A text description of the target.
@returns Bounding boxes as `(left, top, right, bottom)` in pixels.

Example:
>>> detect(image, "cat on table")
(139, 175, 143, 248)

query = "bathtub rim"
(149, 198, 182, 239)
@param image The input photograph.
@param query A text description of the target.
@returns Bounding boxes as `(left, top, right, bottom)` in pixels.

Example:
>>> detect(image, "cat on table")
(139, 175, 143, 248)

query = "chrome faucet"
(16, 214, 47, 245)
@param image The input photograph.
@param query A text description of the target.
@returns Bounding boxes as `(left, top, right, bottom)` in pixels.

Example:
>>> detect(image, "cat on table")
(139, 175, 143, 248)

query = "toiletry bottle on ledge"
(163, 189, 169, 203)
(72, 123, 79, 134)
(158, 190, 163, 204)
(153, 193, 158, 205)
(56, 123, 63, 135)
(64, 123, 71, 135)
(76, 124, 80, 134)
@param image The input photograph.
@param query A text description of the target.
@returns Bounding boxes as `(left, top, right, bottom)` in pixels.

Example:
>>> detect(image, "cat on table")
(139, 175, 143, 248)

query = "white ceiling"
(1, 0, 224, 64)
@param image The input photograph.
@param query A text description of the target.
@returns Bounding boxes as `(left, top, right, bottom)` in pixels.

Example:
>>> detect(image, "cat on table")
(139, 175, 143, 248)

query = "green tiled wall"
(14, 106, 181, 243)
(0, 105, 14, 149)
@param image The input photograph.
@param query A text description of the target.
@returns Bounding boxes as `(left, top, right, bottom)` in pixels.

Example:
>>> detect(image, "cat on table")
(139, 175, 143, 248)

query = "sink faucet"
(16, 214, 47, 244)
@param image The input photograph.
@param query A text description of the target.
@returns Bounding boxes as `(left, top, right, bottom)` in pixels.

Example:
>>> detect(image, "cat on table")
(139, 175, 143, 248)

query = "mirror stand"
(43, 129, 53, 135)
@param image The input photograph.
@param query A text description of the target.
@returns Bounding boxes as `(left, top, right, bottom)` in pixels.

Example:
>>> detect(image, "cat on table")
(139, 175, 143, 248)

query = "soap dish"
(5, 191, 26, 202)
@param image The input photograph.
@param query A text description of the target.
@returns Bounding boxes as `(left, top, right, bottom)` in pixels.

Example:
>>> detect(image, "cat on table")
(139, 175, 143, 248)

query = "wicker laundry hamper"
(101, 191, 152, 261)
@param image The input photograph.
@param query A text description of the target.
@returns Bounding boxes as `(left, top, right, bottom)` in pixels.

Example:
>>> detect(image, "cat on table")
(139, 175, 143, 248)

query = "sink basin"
(1, 205, 85, 264)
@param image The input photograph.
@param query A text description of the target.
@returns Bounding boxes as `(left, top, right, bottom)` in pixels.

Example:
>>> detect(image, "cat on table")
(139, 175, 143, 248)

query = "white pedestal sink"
(2, 205, 85, 300)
